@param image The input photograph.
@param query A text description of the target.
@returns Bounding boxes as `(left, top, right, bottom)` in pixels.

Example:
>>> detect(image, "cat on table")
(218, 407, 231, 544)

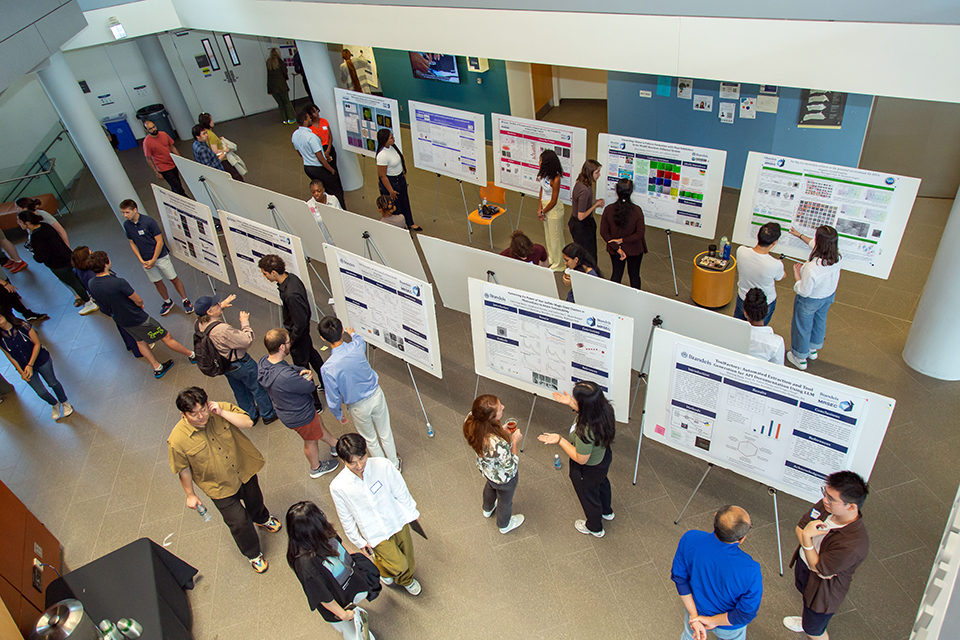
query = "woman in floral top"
(463, 395, 524, 535)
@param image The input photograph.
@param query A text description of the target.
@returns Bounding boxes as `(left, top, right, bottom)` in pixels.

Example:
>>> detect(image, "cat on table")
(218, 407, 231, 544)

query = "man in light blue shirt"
(318, 316, 400, 469)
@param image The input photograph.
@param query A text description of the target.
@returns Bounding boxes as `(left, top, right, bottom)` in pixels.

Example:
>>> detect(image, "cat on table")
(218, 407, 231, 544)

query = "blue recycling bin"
(102, 114, 137, 151)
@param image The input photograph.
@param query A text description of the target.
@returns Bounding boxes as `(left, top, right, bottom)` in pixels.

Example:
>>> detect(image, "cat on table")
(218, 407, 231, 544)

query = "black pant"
(160, 168, 187, 197)
(210, 475, 271, 559)
(223, 161, 245, 183)
(50, 266, 90, 302)
(569, 447, 613, 533)
(482, 471, 519, 530)
(569, 217, 598, 263)
(379, 174, 415, 228)
(289, 331, 324, 409)
(304, 160, 346, 211)
(610, 252, 643, 290)
(0, 284, 35, 319)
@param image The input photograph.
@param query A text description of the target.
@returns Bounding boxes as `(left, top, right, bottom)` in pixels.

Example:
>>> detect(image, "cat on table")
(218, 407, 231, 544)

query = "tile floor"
(0, 99, 956, 640)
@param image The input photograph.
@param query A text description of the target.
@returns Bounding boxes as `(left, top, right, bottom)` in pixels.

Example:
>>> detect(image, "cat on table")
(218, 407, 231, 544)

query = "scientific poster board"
(468, 279, 634, 423)
(491, 114, 586, 205)
(150, 185, 230, 285)
(408, 100, 486, 187)
(733, 152, 921, 279)
(643, 329, 895, 504)
(219, 210, 316, 312)
(418, 235, 559, 315)
(230, 180, 330, 264)
(333, 88, 401, 159)
(569, 270, 751, 373)
(324, 244, 442, 378)
(596, 134, 726, 239)
(172, 155, 245, 221)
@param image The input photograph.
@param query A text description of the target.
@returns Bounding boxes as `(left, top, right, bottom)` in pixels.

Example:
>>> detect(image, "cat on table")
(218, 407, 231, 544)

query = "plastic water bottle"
(721, 236, 731, 260)
(196, 504, 212, 522)
(482, 197, 488, 207)
(117, 618, 143, 639)
(554, 454, 562, 470)
(426, 423, 434, 438)
(99, 620, 123, 640)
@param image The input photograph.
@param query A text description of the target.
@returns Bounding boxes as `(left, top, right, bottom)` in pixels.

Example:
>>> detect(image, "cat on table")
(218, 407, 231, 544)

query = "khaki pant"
(373, 524, 415, 587)
(542, 200, 566, 271)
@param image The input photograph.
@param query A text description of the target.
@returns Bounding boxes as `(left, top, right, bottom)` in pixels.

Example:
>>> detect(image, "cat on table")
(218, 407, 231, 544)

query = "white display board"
(324, 244, 442, 379)
(150, 185, 230, 285)
(315, 204, 427, 282)
(219, 210, 316, 312)
(643, 329, 895, 504)
(491, 114, 587, 205)
(418, 235, 559, 315)
(333, 88, 401, 159)
(570, 270, 751, 373)
(733, 152, 921, 279)
(408, 100, 486, 187)
(596, 133, 726, 239)
(172, 155, 244, 221)
(468, 279, 634, 423)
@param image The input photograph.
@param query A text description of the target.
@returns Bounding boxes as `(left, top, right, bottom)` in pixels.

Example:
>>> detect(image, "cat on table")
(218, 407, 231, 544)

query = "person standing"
(15, 198, 69, 246)
(786, 225, 842, 371)
(537, 149, 566, 272)
(784, 471, 870, 639)
(307, 180, 342, 219)
(193, 295, 276, 425)
(192, 125, 228, 172)
(463, 394, 524, 534)
(120, 199, 193, 316)
(258, 328, 339, 479)
(267, 48, 296, 124)
(198, 113, 245, 182)
(734, 222, 785, 324)
(293, 111, 341, 208)
(142, 120, 187, 196)
(376, 129, 422, 231)
(743, 288, 785, 365)
(168, 386, 282, 573)
(72, 246, 138, 359)
(538, 381, 616, 537)
(569, 160, 604, 262)
(339, 49, 374, 94)
(318, 317, 399, 470)
(671, 506, 763, 640)
(292, 49, 313, 103)
(307, 104, 346, 209)
(330, 433, 423, 596)
(0, 311, 73, 420)
(600, 178, 647, 290)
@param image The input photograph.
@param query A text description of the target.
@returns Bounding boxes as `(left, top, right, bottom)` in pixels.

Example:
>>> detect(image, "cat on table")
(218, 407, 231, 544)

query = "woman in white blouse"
(786, 225, 842, 370)
(375, 129, 422, 231)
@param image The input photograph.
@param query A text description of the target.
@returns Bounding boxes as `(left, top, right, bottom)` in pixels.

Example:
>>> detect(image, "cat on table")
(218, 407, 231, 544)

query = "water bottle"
(117, 618, 143, 639)
(554, 454, 562, 470)
(99, 620, 123, 640)
(721, 236, 731, 260)
(482, 197, 488, 207)
(196, 503, 212, 522)
(426, 423, 434, 438)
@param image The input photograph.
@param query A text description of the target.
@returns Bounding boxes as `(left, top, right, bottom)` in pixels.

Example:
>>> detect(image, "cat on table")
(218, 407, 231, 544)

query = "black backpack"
(193, 320, 234, 377)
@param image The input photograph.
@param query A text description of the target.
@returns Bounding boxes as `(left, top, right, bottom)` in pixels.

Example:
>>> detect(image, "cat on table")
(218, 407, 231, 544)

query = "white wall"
(555, 66, 607, 100)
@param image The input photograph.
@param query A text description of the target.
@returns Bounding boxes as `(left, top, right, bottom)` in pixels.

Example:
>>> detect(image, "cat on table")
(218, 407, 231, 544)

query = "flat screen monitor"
(410, 53, 460, 84)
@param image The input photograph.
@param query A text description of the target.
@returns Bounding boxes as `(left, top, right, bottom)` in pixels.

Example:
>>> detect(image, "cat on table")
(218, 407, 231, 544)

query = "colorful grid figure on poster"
(794, 199, 838, 229)
(333, 88, 401, 159)
(804, 179, 835, 199)
(643, 159, 682, 198)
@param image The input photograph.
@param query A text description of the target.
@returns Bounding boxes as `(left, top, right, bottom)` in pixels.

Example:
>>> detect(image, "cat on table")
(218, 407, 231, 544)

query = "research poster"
(596, 134, 726, 239)
(324, 245, 442, 378)
(492, 114, 586, 205)
(151, 185, 229, 285)
(219, 210, 315, 311)
(733, 152, 921, 279)
(333, 88, 401, 158)
(468, 279, 634, 422)
(643, 330, 894, 504)
(408, 101, 486, 187)
(797, 90, 846, 129)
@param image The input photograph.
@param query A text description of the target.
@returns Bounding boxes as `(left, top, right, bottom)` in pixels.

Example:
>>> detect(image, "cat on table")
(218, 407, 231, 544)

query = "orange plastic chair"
(467, 182, 513, 248)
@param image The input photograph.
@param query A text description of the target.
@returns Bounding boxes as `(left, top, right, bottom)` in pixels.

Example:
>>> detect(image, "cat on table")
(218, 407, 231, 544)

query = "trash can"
(102, 114, 137, 151)
(136, 104, 176, 139)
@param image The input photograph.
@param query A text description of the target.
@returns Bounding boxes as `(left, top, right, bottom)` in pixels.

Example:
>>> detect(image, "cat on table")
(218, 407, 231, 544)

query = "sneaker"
(24, 312, 49, 322)
(404, 578, 422, 596)
(2, 259, 14, 269)
(602, 512, 616, 521)
(9, 261, 27, 273)
(73, 298, 83, 307)
(309, 459, 339, 478)
(154, 360, 174, 379)
(782, 616, 804, 633)
(183, 299, 194, 314)
(483, 500, 498, 518)
(160, 300, 174, 316)
(189, 352, 197, 364)
(250, 554, 269, 573)
(255, 515, 282, 533)
(330, 446, 338, 458)
(51, 403, 62, 420)
(499, 514, 525, 534)
(60, 402, 74, 418)
(786, 352, 808, 371)
(263, 414, 279, 425)
(574, 519, 605, 538)
(380, 576, 394, 586)
(808, 349, 819, 360)
(78, 300, 99, 315)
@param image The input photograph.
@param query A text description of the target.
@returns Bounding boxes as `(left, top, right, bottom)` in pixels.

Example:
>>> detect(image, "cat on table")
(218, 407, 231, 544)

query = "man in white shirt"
(330, 433, 422, 596)
(743, 288, 785, 365)
(734, 222, 785, 325)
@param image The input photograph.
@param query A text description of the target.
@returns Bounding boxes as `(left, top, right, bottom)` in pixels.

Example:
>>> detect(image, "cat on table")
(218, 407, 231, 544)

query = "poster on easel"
(323, 244, 442, 378)
(409, 101, 486, 187)
(151, 184, 230, 285)
(596, 134, 726, 239)
(333, 88, 401, 159)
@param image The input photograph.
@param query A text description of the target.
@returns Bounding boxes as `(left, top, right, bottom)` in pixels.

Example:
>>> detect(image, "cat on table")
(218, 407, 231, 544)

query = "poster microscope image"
(333, 88, 401, 158)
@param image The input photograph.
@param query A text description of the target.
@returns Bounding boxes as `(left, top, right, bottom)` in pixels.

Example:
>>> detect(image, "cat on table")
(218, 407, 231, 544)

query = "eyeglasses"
(820, 486, 844, 506)
(187, 406, 210, 419)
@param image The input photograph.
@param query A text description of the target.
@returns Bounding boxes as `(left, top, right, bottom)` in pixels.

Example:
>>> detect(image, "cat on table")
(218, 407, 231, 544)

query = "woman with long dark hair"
(198, 113, 245, 182)
(785, 225, 843, 370)
(561, 242, 602, 303)
(17, 211, 98, 315)
(266, 48, 295, 124)
(569, 160, 604, 261)
(463, 394, 524, 535)
(287, 501, 381, 639)
(375, 129, 422, 231)
(15, 197, 69, 246)
(537, 149, 566, 271)
(599, 178, 647, 290)
(538, 381, 616, 537)
(0, 310, 73, 419)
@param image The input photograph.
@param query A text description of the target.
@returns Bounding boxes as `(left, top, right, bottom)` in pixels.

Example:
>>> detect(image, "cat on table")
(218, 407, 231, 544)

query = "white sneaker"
(786, 352, 808, 370)
(380, 576, 394, 586)
(602, 512, 615, 521)
(808, 349, 818, 360)
(483, 499, 498, 518)
(782, 616, 804, 633)
(574, 519, 605, 537)
(403, 578, 422, 596)
(51, 403, 62, 420)
(499, 514, 525, 534)
(60, 402, 74, 418)
(78, 300, 99, 315)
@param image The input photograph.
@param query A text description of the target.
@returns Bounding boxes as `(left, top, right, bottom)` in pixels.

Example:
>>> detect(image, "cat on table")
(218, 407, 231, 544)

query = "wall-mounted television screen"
(409, 52, 460, 84)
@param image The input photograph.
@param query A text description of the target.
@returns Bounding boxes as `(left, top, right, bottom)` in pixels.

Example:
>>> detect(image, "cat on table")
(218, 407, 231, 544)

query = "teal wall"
(372, 48, 511, 141)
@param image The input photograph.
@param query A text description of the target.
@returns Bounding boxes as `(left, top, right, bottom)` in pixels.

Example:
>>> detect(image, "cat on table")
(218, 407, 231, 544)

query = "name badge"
(810, 508, 821, 519)
(138, 230, 145, 235)
(369, 481, 383, 495)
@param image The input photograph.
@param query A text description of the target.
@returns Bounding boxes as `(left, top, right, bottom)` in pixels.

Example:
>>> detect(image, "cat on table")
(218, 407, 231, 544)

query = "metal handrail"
(0, 157, 56, 187)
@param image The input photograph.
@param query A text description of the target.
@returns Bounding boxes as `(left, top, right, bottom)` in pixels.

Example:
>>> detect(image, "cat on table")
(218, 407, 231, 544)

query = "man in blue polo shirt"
(671, 505, 763, 640)
(120, 199, 193, 316)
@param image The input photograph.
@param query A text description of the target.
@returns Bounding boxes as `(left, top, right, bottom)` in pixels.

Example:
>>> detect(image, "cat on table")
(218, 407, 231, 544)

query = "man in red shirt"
(143, 121, 187, 197)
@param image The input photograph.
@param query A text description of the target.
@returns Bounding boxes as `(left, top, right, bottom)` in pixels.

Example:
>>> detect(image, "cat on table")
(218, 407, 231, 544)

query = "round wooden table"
(691, 251, 737, 308)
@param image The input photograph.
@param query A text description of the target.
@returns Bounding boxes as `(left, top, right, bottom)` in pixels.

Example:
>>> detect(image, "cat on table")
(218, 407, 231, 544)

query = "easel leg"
(433, 174, 441, 222)
(632, 408, 646, 485)
(206, 274, 217, 296)
(517, 193, 524, 223)
(666, 230, 679, 296)
(630, 316, 662, 420)
(307, 259, 333, 297)
(519, 394, 538, 452)
(674, 464, 713, 524)
(474, 374, 480, 400)
(629, 371, 644, 418)
(770, 488, 784, 576)
(407, 363, 433, 437)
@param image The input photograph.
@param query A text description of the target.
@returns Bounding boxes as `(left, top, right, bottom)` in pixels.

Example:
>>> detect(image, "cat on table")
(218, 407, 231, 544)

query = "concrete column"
(903, 182, 960, 380)
(136, 35, 195, 141)
(36, 51, 139, 224)
(295, 39, 363, 192)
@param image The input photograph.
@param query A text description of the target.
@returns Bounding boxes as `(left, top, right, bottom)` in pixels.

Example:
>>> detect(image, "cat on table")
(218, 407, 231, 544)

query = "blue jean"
(224, 354, 275, 420)
(26, 358, 67, 406)
(733, 295, 777, 325)
(682, 613, 747, 640)
(790, 293, 835, 359)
